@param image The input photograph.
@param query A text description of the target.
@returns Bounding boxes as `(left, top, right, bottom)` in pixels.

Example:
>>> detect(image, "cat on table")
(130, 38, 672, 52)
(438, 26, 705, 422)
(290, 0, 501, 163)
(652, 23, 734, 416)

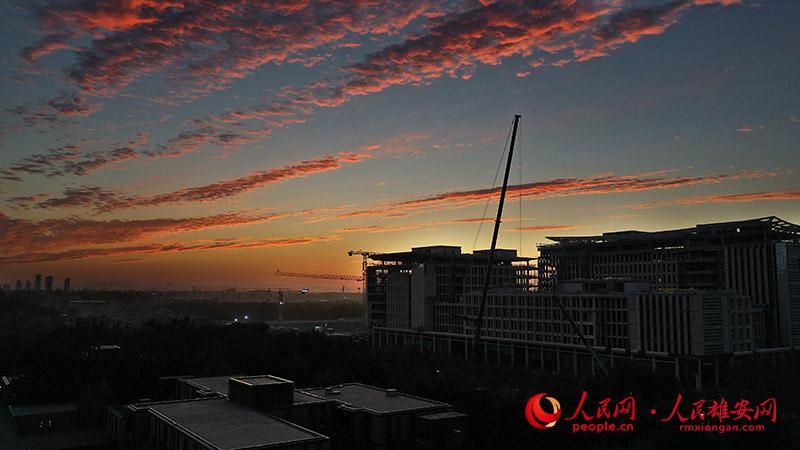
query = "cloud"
(508, 224, 581, 232)
(46, 91, 103, 116)
(20, 31, 77, 63)
(21, 0, 438, 99)
(4, 133, 149, 180)
(7, 91, 102, 128)
(24, 151, 371, 212)
(632, 188, 800, 209)
(216, 0, 738, 131)
(8, 145, 81, 176)
(0, 235, 340, 265)
(12, 0, 738, 170)
(333, 216, 531, 233)
(0, 209, 307, 252)
(334, 169, 781, 219)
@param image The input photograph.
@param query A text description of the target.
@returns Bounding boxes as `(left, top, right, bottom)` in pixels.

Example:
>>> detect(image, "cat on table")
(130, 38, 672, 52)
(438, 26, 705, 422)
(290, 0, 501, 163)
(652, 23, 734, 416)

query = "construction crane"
(348, 249, 376, 327)
(273, 270, 362, 281)
(347, 250, 375, 292)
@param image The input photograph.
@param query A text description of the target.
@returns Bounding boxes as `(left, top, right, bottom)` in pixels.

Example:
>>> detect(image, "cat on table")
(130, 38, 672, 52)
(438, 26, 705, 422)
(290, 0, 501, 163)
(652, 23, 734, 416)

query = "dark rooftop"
(302, 383, 448, 415)
(148, 398, 327, 450)
(180, 375, 329, 406)
(235, 375, 291, 386)
(181, 375, 236, 397)
(543, 216, 800, 247)
(371, 246, 533, 263)
(9, 403, 77, 417)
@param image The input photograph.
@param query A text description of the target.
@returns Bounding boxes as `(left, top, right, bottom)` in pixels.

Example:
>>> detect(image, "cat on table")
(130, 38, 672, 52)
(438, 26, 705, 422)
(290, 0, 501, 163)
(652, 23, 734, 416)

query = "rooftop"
(180, 375, 329, 406)
(371, 246, 533, 263)
(181, 375, 235, 396)
(9, 403, 77, 417)
(148, 398, 327, 450)
(235, 375, 291, 386)
(302, 383, 448, 415)
(543, 216, 800, 247)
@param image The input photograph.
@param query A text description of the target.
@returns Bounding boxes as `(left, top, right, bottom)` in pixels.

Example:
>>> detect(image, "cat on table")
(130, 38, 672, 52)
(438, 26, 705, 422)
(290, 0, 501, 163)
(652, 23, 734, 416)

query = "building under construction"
(366, 217, 800, 389)
(365, 246, 534, 331)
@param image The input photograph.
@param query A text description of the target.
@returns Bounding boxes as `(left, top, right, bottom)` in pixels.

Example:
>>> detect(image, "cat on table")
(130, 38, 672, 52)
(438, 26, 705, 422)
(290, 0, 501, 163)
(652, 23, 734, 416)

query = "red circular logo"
(525, 393, 561, 429)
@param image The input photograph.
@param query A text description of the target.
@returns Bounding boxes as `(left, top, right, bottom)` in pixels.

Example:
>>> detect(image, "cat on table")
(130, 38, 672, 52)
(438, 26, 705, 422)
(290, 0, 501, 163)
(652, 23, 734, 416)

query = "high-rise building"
(44, 275, 54, 292)
(64, 278, 71, 291)
(15, 280, 22, 290)
(25, 280, 31, 292)
(34, 273, 42, 291)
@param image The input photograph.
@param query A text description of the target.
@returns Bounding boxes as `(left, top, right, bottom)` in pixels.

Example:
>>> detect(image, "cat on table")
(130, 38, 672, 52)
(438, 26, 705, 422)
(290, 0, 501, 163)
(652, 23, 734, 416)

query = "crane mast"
(471, 115, 521, 361)
(348, 249, 375, 328)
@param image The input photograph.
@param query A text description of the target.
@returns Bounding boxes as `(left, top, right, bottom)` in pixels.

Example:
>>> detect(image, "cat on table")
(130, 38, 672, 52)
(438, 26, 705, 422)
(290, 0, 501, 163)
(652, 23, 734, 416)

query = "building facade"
(537, 216, 800, 346)
(367, 217, 800, 389)
(366, 246, 534, 330)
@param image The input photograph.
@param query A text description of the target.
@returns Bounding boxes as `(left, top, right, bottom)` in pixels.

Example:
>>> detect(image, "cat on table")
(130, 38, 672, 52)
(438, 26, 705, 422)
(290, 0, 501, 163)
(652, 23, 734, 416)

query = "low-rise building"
(109, 375, 465, 450)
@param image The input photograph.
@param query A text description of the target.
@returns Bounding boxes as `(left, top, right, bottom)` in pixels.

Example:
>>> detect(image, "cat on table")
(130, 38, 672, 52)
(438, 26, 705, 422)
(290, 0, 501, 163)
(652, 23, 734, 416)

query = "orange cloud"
(0, 210, 308, 252)
(632, 188, 800, 209)
(0, 235, 340, 265)
(25, 152, 371, 212)
(334, 169, 781, 219)
(509, 224, 581, 232)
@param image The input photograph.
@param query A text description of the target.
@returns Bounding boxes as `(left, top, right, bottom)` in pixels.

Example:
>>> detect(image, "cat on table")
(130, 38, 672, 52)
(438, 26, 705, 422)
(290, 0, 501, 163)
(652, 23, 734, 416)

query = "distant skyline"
(1, 0, 799, 289)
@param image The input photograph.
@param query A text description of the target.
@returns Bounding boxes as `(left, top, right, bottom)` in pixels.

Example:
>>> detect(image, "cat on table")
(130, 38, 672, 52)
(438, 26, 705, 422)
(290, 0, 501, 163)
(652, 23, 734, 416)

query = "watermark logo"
(525, 393, 561, 429)
(524, 390, 776, 434)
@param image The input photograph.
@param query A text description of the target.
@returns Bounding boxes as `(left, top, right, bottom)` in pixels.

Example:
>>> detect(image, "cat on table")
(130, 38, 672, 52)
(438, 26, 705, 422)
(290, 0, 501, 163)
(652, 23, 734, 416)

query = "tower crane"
(273, 270, 362, 281)
(348, 249, 376, 327)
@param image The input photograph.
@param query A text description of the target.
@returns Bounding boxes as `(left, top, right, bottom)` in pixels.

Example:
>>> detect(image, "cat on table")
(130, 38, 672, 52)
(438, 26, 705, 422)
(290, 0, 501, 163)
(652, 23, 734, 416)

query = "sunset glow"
(2, 0, 798, 290)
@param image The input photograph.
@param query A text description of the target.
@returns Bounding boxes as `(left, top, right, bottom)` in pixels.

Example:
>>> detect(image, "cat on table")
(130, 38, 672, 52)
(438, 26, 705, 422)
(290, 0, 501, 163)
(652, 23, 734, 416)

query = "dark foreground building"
(107, 374, 466, 450)
(369, 217, 800, 389)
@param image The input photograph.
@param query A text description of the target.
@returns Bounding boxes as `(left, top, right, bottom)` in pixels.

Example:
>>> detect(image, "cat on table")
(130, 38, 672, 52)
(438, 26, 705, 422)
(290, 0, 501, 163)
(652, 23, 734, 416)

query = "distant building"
(44, 275, 54, 292)
(25, 280, 31, 292)
(15, 280, 22, 290)
(34, 273, 42, 291)
(64, 278, 71, 291)
(110, 374, 466, 450)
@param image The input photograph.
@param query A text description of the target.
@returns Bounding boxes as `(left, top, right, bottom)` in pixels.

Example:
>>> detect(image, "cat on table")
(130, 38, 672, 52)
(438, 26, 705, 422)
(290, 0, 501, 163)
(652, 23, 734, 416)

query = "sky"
(0, 0, 798, 290)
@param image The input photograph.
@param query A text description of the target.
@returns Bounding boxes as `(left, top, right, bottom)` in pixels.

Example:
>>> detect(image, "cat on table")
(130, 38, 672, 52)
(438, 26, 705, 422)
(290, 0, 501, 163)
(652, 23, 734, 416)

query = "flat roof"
(148, 398, 327, 450)
(543, 216, 800, 247)
(181, 376, 329, 406)
(419, 411, 468, 420)
(182, 376, 235, 396)
(302, 383, 448, 415)
(235, 375, 291, 386)
(9, 403, 77, 417)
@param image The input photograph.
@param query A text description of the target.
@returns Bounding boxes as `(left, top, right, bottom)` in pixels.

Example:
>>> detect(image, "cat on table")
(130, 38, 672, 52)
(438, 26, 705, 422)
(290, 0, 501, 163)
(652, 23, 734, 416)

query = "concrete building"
(110, 375, 465, 450)
(44, 276, 54, 292)
(367, 217, 800, 389)
(303, 383, 466, 450)
(34, 274, 41, 291)
(366, 246, 533, 330)
(537, 216, 800, 347)
(64, 278, 71, 291)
